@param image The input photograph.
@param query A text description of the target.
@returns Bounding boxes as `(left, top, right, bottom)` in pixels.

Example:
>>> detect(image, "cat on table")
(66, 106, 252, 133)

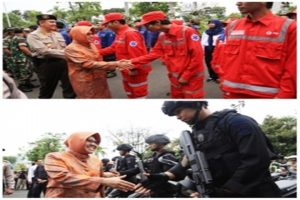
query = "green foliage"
(14, 163, 27, 171)
(129, 2, 169, 18)
(261, 116, 296, 156)
(25, 132, 66, 161)
(3, 156, 17, 165)
(67, 2, 102, 22)
(103, 8, 125, 15)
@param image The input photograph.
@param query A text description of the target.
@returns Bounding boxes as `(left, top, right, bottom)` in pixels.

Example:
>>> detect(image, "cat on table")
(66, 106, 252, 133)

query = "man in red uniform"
(220, 2, 296, 98)
(98, 13, 151, 98)
(125, 11, 204, 98)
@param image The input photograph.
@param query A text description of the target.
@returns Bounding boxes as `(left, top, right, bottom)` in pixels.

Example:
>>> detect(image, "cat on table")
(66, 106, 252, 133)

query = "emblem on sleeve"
(191, 34, 200, 41)
(129, 41, 138, 47)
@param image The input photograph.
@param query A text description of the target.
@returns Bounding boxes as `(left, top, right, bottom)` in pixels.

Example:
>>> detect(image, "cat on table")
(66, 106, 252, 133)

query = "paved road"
(4, 190, 28, 198)
(26, 60, 222, 99)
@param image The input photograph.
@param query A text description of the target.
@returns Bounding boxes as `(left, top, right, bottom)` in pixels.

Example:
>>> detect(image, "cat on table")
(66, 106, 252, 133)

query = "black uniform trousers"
(204, 46, 219, 80)
(34, 57, 75, 99)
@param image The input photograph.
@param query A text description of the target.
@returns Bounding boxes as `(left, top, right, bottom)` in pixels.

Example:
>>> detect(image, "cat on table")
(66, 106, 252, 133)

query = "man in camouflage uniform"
(3, 28, 15, 75)
(3, 160, 15, 195)
(10, 28, 35, 92)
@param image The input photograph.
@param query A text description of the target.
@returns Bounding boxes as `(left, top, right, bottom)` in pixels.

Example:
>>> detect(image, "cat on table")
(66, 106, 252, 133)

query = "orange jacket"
(65, 26, 111, 98)
(99, 25, 151, 74)
(131, 24, 204, 82)
(45, 132, 104, 198)
(221, 12, 296, 98)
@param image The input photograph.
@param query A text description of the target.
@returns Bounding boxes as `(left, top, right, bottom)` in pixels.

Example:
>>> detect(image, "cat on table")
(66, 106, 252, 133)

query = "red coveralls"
(131, 24, 204, 98)
(99, 25, 151, 98)
(221, 12, 296, 98)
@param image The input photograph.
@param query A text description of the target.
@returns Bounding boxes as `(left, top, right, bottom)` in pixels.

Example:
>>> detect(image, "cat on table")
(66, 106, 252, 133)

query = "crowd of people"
(3, 2, 297, 99)
(2, 100, 297, 198)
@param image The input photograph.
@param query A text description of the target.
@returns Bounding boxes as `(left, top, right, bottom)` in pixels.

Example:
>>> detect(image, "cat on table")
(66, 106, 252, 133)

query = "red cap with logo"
(139, 11, 167, 26)
(76, 21, 93, 27)
(102, 13, 124, 25)
(170, 19, 183, 25)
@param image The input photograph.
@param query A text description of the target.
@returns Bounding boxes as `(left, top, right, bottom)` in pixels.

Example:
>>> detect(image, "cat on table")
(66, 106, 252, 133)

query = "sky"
(1, 100, 297, 160)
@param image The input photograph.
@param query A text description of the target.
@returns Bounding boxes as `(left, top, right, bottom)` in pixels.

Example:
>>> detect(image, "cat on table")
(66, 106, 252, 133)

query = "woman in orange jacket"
(65, 26, 129, 98)
(44, 132, 136, 198)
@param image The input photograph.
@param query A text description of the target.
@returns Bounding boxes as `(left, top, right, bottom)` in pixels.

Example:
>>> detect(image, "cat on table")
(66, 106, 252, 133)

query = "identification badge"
(231, 30, 245, 35)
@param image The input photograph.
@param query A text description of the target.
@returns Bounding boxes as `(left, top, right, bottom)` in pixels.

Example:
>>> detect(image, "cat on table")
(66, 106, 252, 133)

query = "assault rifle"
(179, 130, 213, 197)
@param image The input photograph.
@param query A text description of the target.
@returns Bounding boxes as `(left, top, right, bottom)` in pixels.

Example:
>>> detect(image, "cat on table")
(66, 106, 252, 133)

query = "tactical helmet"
(101, 158, 110, 163)
(161, 101, 208, 116)
(116, 144, 133, 151)
(145, 134, 170, 145)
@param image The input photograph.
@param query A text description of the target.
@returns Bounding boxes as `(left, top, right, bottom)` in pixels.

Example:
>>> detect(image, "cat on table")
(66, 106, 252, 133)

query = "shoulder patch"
(191, 34, 200, 41)
(129, 41, 137, 47)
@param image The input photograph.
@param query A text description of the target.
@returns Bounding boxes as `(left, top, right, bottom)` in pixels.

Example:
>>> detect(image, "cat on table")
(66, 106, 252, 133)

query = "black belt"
(35, 57, 64, 62)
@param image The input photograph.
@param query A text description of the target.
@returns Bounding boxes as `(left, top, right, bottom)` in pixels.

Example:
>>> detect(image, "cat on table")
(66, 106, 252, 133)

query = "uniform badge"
(231, 30, 245, 35)
(191, 34, 200, 41)
(129, 41, 137, 47)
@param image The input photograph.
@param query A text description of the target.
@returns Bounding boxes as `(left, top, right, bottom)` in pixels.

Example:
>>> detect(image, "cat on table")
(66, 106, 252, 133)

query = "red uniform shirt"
(221, 12, 296, 98)
(131, 24, 204, 82)
(99, 25, 151, 73)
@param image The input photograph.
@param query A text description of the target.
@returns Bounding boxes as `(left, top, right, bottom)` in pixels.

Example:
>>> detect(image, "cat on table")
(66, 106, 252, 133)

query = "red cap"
(139, 11, 167, 26)
(171, 19, 183, 25)
(102, 13, 124, 25)
(76, 21, 92, 27)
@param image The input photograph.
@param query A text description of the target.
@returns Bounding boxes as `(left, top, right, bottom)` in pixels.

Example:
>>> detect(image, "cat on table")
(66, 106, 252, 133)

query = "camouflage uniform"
(3, 160, 15, 191)
(10, 35, 34, 86)
(3, 36, 15, 74)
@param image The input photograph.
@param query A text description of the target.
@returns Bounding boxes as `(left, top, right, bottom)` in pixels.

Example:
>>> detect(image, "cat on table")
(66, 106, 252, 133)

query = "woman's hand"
(100, 175, 136, 192)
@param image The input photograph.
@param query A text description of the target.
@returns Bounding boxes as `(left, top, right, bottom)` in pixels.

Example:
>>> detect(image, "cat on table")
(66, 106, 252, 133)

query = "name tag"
(231, 30, 245, 36)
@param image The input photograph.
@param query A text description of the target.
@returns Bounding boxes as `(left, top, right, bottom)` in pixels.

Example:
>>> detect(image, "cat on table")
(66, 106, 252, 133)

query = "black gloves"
(148, 173, 170, 182)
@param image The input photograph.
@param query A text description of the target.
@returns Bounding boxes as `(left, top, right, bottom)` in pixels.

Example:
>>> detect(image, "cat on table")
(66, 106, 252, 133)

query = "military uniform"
(144, 150, 178, 197)
(27, 14, 75, 98)
(10, 34, 34, 87)
(3, 35, 15, 74)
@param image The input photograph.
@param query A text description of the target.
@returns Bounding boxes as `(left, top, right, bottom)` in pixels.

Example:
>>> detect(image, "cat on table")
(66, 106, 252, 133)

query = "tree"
(3, 12, 28, 28)
(102, 8, 125, 15)
(66, 2, 102, 23)
(3, 156, 17, 165)
(15, 163, 27, 171)
(108, 127, 153, 159)
(129, 2, 170, 18)
(48, 6, 68, 20)
(25, 133, 66, 161)
(260, 116, 296, 156)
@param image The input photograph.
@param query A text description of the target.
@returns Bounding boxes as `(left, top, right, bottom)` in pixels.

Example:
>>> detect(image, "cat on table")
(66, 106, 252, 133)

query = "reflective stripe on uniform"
(170, 71, 204, 79)
(228, 19, 293, 43)
(128, 81, 147, 88)
(183, 88, 203, 94)
(223, 80, 279, 94)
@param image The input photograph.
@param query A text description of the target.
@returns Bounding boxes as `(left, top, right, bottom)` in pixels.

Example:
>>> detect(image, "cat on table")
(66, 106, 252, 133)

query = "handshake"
(116, 59, 135, 72)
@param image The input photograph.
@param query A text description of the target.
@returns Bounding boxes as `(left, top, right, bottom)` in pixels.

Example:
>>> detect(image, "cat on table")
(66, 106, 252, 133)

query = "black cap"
(14, 28, 23, 34)
(116, 144, 133, 151)
(145, 134, 170, 145)
(36, 14, 57, 21)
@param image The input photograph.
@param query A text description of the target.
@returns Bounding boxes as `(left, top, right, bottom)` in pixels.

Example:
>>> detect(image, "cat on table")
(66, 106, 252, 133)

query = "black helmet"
(101, 158, 110, 163)
(145, 134, 170, 145)
(116, 144, 133, 151)
(161, 101, 208, 116)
